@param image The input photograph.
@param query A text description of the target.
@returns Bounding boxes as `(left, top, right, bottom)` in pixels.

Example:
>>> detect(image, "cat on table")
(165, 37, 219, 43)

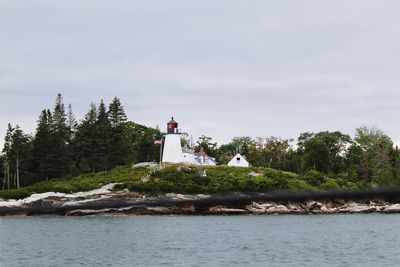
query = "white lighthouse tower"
(162, 117, 184, 163)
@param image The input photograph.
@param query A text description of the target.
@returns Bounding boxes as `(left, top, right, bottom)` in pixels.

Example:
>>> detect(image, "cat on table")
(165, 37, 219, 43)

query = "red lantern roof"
(168, 117, 177, 124)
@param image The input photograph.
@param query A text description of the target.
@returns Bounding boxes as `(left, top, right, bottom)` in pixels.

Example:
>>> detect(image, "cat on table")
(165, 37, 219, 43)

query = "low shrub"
(0, 165, 148, 200)
(0, 164, 369, 200)
(320, 178, 340, 190)
(303, 169, 326, 187)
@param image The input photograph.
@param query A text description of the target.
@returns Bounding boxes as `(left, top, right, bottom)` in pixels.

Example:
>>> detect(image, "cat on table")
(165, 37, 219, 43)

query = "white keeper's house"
(228, 153, 250, 167)
(162, 117, 217, 166)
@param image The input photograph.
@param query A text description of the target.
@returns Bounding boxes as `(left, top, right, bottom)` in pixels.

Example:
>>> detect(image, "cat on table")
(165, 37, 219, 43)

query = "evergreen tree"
(67, 103, 78, 139)
(76, 103, 98, 173)
(10, 125, 31, 188)
(2, 124, 31, 188)
(108, 97, 131, 166)
(53, 94, 67, 132)
(2, 124, 14, 157)
(2, 124, 14, 189)
(66, 103, 79, 175)
(129, 122, 162, 163)
(95, 100, 112, 170)
(0, 155, 5, 189)
(32, 110, 55, 181)
(51, 93, 70, 177)
(30, 95, 71, 181)
(108, 97, 127, 127)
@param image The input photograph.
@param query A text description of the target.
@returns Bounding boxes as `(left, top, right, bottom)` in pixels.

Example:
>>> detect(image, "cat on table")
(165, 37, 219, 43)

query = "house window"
(237, 157, 240, 161)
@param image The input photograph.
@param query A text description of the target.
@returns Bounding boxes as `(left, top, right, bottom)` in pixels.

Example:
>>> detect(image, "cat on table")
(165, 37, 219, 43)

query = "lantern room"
(167, 117, 179, 134)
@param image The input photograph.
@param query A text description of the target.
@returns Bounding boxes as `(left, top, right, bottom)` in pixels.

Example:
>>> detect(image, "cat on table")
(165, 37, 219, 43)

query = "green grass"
(0, 165, 361, 200)
(0, 166, 148, 200)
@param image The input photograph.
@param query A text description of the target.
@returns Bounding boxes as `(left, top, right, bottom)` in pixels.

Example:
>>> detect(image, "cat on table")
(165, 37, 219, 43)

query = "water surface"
(1, 214, 399, 266)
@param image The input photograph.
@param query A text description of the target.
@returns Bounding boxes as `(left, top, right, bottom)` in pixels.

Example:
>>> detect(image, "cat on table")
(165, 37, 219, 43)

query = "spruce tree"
(76, 103, 98, 173)
(66, 103, 79, 175)
(108, 97, 127, 127)
(32, 110, 55, 181)
(2, 124, 14, 156)
(67, 103, 78, 139)
(51, 93, 70, 177)
(95, 100, 112, 171)
(108, 97, 131, 166)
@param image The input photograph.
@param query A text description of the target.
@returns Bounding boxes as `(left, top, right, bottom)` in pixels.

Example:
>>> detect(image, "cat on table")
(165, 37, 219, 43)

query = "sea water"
(1, 214, 399, 266)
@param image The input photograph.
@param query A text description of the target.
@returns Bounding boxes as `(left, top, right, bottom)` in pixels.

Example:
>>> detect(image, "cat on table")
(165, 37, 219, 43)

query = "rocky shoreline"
(2, 185, 400, 216)
(63, 200, 400, 216)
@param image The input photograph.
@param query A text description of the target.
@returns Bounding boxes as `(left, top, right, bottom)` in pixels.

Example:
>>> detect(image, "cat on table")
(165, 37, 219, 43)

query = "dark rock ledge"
(2, 190, 400, 216)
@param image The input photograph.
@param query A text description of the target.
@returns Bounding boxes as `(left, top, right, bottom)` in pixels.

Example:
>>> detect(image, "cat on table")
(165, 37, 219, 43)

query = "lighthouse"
(162, 117, 184, 163)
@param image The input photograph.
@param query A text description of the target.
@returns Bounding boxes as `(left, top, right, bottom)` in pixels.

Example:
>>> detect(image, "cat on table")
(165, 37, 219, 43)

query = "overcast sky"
(1, 0, 400, 149)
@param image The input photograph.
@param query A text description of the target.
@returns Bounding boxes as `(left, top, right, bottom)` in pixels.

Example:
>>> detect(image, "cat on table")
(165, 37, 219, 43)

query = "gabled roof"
(233, 153, 247, 159)
(194, 153, 218, 165)
(181, 146, 217, 165)
(228, 153, 249, 165)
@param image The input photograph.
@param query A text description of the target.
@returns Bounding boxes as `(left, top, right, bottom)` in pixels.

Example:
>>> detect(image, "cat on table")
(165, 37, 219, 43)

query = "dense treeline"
(202, 127, 400, 187)
(1, 94, 162, 189)
(1, 94, 399, 191)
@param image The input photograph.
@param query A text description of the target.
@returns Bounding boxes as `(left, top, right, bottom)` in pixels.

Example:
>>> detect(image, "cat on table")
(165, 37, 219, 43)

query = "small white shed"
(228, 153, 250, 167)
